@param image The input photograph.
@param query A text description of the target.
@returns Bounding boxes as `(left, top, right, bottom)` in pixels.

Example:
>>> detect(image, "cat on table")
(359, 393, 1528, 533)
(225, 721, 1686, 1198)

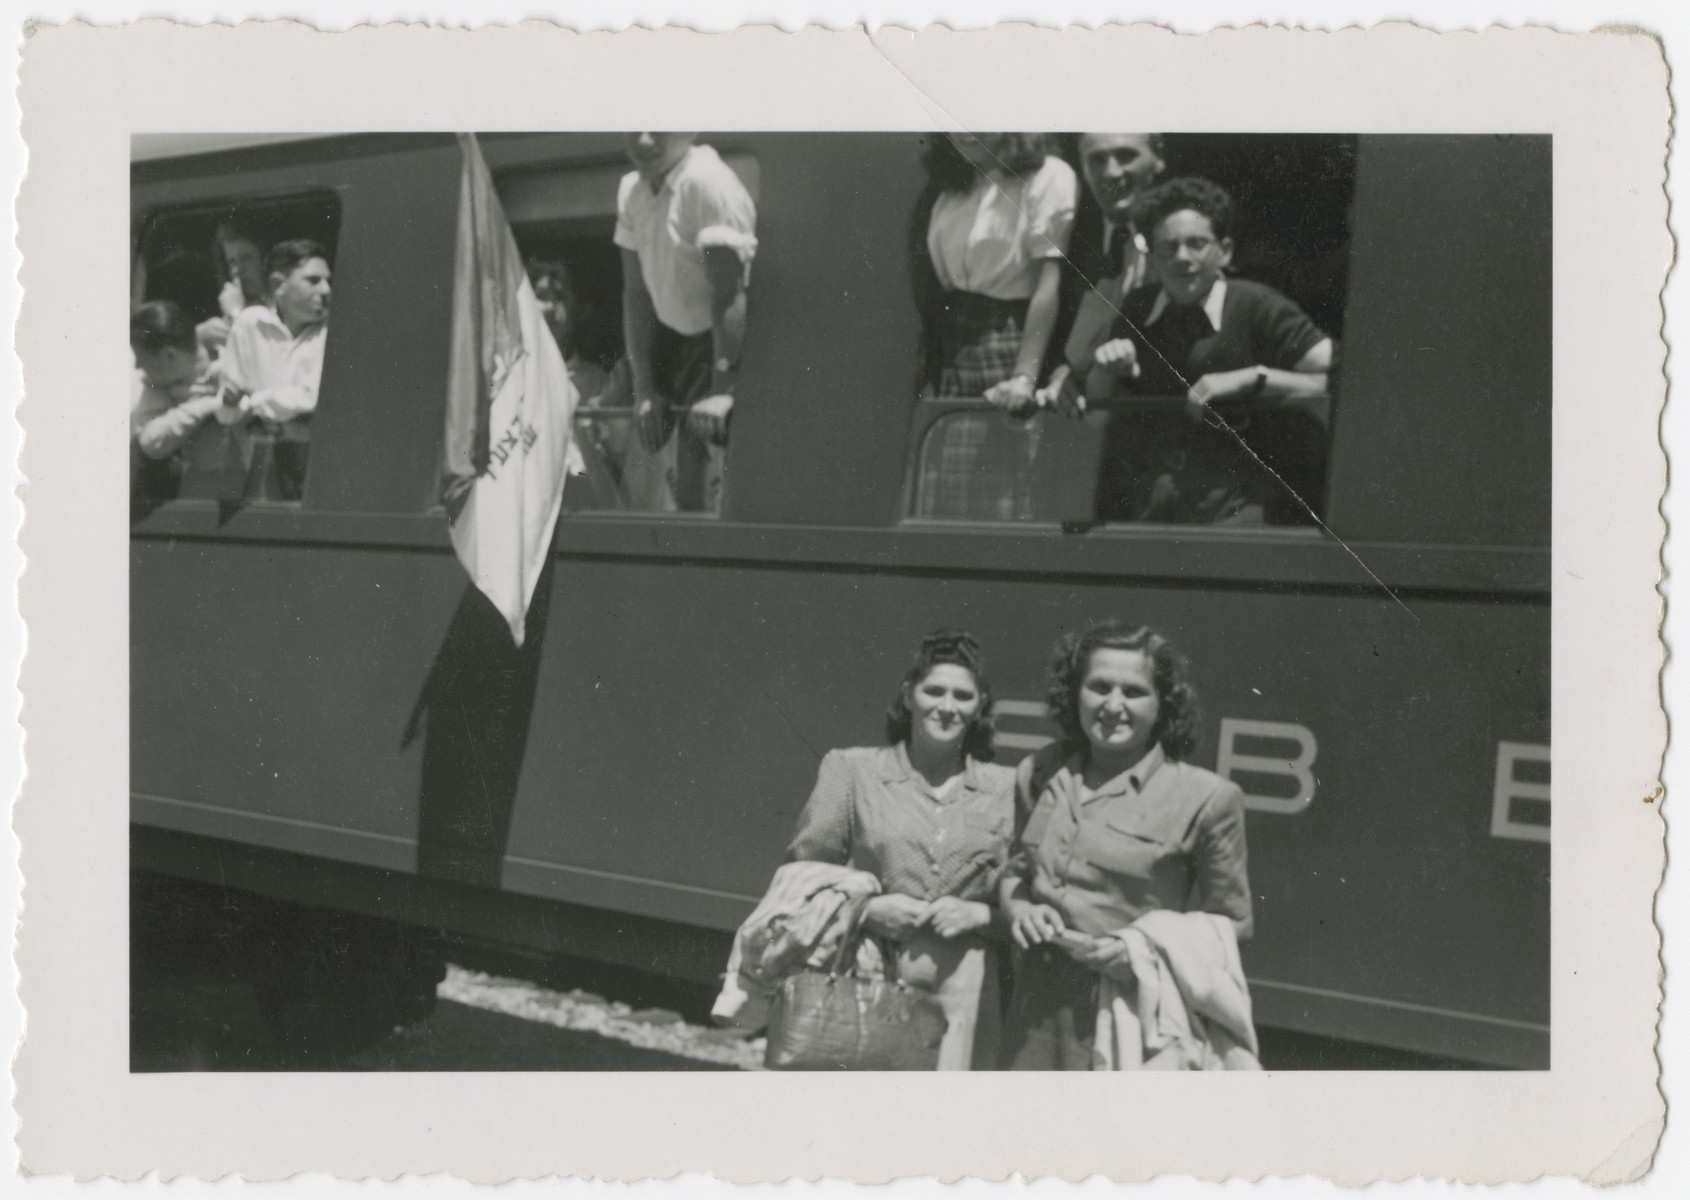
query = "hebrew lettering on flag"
(441, 132, 582, 648)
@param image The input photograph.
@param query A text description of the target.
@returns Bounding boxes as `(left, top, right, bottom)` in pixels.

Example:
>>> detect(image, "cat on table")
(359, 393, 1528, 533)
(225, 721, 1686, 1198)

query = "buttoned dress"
(786, 744, 1017, 1070)
(1001, 742, 1253, 1070)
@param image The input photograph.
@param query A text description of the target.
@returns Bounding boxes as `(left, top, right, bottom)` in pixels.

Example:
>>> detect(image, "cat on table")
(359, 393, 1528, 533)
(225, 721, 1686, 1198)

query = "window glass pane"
(558, 360, 707, 515)
(910, 402, 1330, 528)
(130, 191, 341, 514)
(912, 408, 1117, 524)
(914, 411, 1045, 522)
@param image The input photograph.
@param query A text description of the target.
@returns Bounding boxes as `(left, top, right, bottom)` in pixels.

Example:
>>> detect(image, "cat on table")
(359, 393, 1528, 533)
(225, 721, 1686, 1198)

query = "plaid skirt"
(934, 291, 1029, 398)
(918, 291, 1039, 520)
(916, 412, 1042, 521)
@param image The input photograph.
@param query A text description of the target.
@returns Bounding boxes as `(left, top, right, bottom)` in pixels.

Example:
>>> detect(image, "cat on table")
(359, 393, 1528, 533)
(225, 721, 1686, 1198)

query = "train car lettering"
(1491, 741, 1551, 842)
(1218, 718, 1319, 815)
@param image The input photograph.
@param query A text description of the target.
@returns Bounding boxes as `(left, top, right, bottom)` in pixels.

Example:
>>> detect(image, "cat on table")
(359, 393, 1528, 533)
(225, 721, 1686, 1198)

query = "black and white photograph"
(124, 127, 1550, 1075)
(12, 18, 1669, 1184)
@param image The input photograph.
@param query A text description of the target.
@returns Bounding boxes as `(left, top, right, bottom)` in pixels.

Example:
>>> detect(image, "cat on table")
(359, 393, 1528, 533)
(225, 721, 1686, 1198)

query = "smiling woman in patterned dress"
(784, 629, 1017, 1070)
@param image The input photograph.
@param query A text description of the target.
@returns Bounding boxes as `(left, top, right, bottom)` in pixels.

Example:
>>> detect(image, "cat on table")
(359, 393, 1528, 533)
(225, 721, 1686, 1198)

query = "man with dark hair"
(218, 238, 333, 498)
(1086, 177, 1334, 525)
(221, 239, 332, 420)
(130, 300, 222, 462)
(1075, 133, 1168, 290)
(1040, 133, 1167, 416)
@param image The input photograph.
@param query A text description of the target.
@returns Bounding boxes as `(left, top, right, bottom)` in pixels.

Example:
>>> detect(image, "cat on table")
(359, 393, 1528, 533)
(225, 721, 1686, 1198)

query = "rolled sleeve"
(684, 184, 755, 242)
(696, 223, 759, 272)
(680, 169, 757, 269)
(1024, 159, 1077, 261)
(136, 394, 220, 459)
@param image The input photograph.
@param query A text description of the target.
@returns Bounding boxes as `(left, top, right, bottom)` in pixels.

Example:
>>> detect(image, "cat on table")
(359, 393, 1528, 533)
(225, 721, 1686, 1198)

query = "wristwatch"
(1251, 365, 1269, 396)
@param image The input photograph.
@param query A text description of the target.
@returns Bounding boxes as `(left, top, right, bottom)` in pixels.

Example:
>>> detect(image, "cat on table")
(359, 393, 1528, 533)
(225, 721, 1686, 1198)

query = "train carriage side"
(130, 132, 1548, 1066)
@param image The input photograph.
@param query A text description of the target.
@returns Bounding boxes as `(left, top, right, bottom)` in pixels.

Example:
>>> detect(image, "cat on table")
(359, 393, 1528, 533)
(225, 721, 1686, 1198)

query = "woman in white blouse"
(913, 133, 1077, 519)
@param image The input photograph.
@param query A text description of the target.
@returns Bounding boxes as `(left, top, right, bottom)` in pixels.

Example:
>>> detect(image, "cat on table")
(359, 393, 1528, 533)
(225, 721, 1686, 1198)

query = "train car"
(129, 131, 1550, 1067)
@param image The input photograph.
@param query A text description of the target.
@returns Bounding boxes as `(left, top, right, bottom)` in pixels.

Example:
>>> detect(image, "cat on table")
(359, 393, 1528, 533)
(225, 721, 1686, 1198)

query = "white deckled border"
(13, 20, 1669, 1184)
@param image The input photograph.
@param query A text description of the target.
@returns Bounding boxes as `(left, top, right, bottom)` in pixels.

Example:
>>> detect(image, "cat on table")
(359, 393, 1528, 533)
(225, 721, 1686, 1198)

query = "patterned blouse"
(786, 745, 1017, 904)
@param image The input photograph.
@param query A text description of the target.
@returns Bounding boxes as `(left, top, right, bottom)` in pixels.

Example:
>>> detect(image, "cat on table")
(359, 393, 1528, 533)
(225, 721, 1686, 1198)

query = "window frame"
(130, 186, 346, 514)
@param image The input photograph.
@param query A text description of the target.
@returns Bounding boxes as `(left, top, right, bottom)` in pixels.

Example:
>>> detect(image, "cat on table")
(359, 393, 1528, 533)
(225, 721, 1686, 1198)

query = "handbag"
(763, 903, 949, 1071)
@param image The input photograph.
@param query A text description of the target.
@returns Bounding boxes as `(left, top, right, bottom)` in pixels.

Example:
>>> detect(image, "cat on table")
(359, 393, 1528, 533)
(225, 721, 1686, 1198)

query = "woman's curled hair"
(885, 628, 997, 761)
(1045, 620, 1201, 761)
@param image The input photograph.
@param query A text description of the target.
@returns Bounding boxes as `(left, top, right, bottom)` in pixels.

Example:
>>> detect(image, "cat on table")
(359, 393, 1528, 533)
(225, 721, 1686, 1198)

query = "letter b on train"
(1216, 718, 1318, 815)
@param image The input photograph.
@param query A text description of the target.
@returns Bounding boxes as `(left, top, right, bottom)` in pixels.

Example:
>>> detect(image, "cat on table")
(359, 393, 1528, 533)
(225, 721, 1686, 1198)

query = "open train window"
(498, 145, 760, 517)
(130, 190, 341, 512)
(908, 134, 1352, 530)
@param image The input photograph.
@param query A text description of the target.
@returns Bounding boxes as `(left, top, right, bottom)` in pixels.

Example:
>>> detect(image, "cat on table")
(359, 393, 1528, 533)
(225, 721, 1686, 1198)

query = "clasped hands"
(981, 372, 1038, 419)
(862, 893, 993, 942)
(1006, 898, 1123, 967)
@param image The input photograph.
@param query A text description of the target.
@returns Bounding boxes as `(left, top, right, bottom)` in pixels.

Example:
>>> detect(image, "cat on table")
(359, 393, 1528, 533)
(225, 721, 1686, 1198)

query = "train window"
(131, 191, 341, 510)
(908, 134, 1353, 530)
(502, 145, 760, 517)
(913, 413, 1048, 522)
(910, 401, 1331, 528)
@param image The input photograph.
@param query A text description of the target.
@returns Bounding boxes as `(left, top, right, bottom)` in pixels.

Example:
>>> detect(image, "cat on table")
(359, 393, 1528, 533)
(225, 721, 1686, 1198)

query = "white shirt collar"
(1067, 742, 1168, 803)
(1145, 275, 1228, 334)
(256, 305, 326, 346)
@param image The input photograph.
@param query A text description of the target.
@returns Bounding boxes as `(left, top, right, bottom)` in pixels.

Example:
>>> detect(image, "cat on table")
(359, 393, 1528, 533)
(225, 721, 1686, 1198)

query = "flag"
(442, 133, 582, 647)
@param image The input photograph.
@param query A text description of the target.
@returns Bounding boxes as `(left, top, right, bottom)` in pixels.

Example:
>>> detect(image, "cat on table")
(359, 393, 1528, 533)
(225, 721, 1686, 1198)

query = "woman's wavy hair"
(1045, 621, 1201, 761)
(919, 132, 1053, 193)
(885, 628, 997, 762)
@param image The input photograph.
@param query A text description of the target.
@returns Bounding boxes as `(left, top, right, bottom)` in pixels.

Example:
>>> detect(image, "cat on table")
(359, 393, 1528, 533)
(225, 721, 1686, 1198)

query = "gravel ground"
(342, 998, 731, 1071)
(440, 965, 766, 1070)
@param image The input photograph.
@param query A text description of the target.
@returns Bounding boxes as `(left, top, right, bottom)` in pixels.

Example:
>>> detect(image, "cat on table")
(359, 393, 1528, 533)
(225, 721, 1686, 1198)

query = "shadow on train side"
(404, 557, 557, 888)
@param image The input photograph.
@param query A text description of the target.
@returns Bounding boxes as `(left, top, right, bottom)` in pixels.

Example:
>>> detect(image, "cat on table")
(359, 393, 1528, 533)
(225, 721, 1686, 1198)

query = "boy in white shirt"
(216, 239, 332, 499)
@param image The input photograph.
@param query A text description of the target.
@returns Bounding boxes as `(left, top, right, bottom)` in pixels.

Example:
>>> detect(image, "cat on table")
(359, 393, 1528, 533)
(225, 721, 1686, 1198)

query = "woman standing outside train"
(785, 630, 1017, 1069)
(912, 133, 1077, 520)
(999, 621, 1255, 1069)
